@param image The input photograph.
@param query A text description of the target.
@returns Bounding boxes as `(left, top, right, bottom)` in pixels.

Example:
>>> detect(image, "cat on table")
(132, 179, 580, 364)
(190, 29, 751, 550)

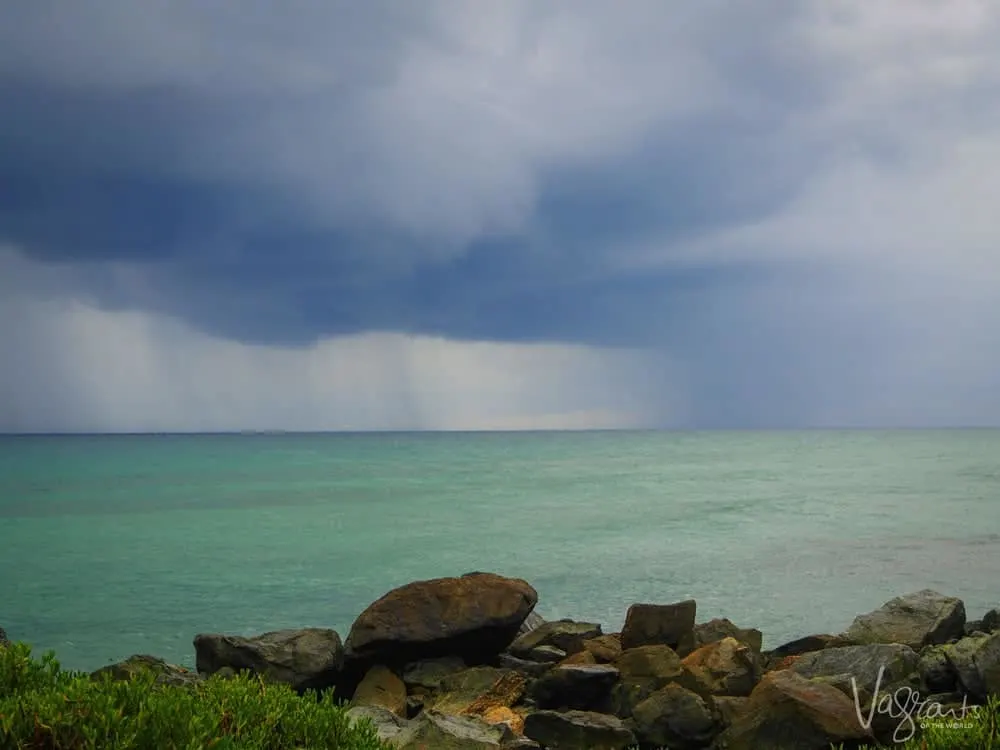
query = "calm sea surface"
(1, 430, 997, 672)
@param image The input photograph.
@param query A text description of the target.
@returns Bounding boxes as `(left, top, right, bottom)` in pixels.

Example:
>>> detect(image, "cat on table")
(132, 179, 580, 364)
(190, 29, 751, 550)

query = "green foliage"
(0, 642, 392, 750)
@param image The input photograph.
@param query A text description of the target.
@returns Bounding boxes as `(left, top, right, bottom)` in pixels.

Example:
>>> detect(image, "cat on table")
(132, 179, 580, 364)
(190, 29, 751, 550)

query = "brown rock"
(431, 666, 515, 715)
(461, 671, 528, 717)
(560, 650, 597, 666)
(478, 705, 526, 736)
(352, 665, 406, 717)
(714, 695, 750, 726)
(770, 654, 802, 671)
(581, 634, 622, 663)
(621, 600, 696, 651)
(691, 617, 763, 655)
(344, 572, 537, 667)
(631, 683, 719, 749)
(680, 636, 761, 697)
(717, 669, 874, 750)
(610, 644, 684, 718)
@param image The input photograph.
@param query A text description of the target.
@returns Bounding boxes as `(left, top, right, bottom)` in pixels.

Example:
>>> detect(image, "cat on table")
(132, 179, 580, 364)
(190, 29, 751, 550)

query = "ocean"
(1, 430, 997, 673)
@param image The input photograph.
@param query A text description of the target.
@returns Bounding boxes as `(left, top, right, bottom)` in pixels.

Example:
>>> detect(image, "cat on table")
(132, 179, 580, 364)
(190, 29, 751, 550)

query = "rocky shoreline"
(5, 573, 999, 749)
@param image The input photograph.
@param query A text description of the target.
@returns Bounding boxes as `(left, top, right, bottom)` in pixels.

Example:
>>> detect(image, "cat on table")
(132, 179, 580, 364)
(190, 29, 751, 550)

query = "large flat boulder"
(523, 709, 636, 750)
(845, 590, 966, 650)
(193, 627, 343, 692)
(345, 572, 537, 666)
(717, 669, 875, 750)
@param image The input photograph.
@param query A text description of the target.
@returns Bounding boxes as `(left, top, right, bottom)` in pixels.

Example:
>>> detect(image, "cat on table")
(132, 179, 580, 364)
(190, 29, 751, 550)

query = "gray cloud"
(0, 0, 998, 430)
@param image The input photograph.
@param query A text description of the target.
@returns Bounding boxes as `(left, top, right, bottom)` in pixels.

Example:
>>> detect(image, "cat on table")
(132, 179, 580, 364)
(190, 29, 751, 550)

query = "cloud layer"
(1, 0, 998, 430)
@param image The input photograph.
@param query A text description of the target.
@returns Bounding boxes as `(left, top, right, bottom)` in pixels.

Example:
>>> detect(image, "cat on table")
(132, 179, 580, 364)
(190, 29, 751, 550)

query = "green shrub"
(0, 642, 392, 750)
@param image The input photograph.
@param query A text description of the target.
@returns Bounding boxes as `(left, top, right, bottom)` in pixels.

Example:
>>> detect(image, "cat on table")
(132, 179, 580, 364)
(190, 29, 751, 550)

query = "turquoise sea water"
(1, 430, 997, 672)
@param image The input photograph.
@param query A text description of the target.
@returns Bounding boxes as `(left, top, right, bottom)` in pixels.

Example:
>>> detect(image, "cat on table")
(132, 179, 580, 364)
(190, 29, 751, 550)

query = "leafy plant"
(0, 642, 392, 750)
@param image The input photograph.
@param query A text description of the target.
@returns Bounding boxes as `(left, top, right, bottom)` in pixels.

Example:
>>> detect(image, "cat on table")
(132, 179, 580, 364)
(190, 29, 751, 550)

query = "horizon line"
(1, 426, 998, 437)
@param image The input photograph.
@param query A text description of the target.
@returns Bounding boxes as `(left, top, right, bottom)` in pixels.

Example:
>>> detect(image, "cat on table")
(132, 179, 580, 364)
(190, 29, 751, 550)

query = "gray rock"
(523, 709, 636, 750)
(193, 627, 343, 692)
(919, 644, 958, 693)
(526, 645, 567, 663)
(631, 683, 719, 750)
(402, 656, 468, 692)
(765, 633, 853, 664)
(945, 631, 1000, 702)
(621, 599, 696, 651)
(508, 620, 602, 659)
(498, 653, 554, 678)
(91, 654, 202, 688)
(527, 664, 620, 711)
(845, 590, 966, 650)
(518, 611, 546, 637)
(346, 704, 410, 743)
(503, 739, 542, 750)
(394, 710, 514, 750)
(790, 643, 921, 697)
(983, 608, 1000, 633)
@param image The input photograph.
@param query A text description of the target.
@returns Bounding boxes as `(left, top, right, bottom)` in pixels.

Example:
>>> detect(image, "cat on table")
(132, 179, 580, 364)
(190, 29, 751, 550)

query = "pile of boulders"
(71, 574, 1000, 749)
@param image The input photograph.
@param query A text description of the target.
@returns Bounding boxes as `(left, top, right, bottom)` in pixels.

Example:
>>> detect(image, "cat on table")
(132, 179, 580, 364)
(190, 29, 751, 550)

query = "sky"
(1, 0, 999, 432)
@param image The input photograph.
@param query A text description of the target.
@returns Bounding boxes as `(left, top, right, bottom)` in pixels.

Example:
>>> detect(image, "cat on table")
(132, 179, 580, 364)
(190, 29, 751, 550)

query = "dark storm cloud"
(0, 0, 832, 347)
(1, 0, 999, 430)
